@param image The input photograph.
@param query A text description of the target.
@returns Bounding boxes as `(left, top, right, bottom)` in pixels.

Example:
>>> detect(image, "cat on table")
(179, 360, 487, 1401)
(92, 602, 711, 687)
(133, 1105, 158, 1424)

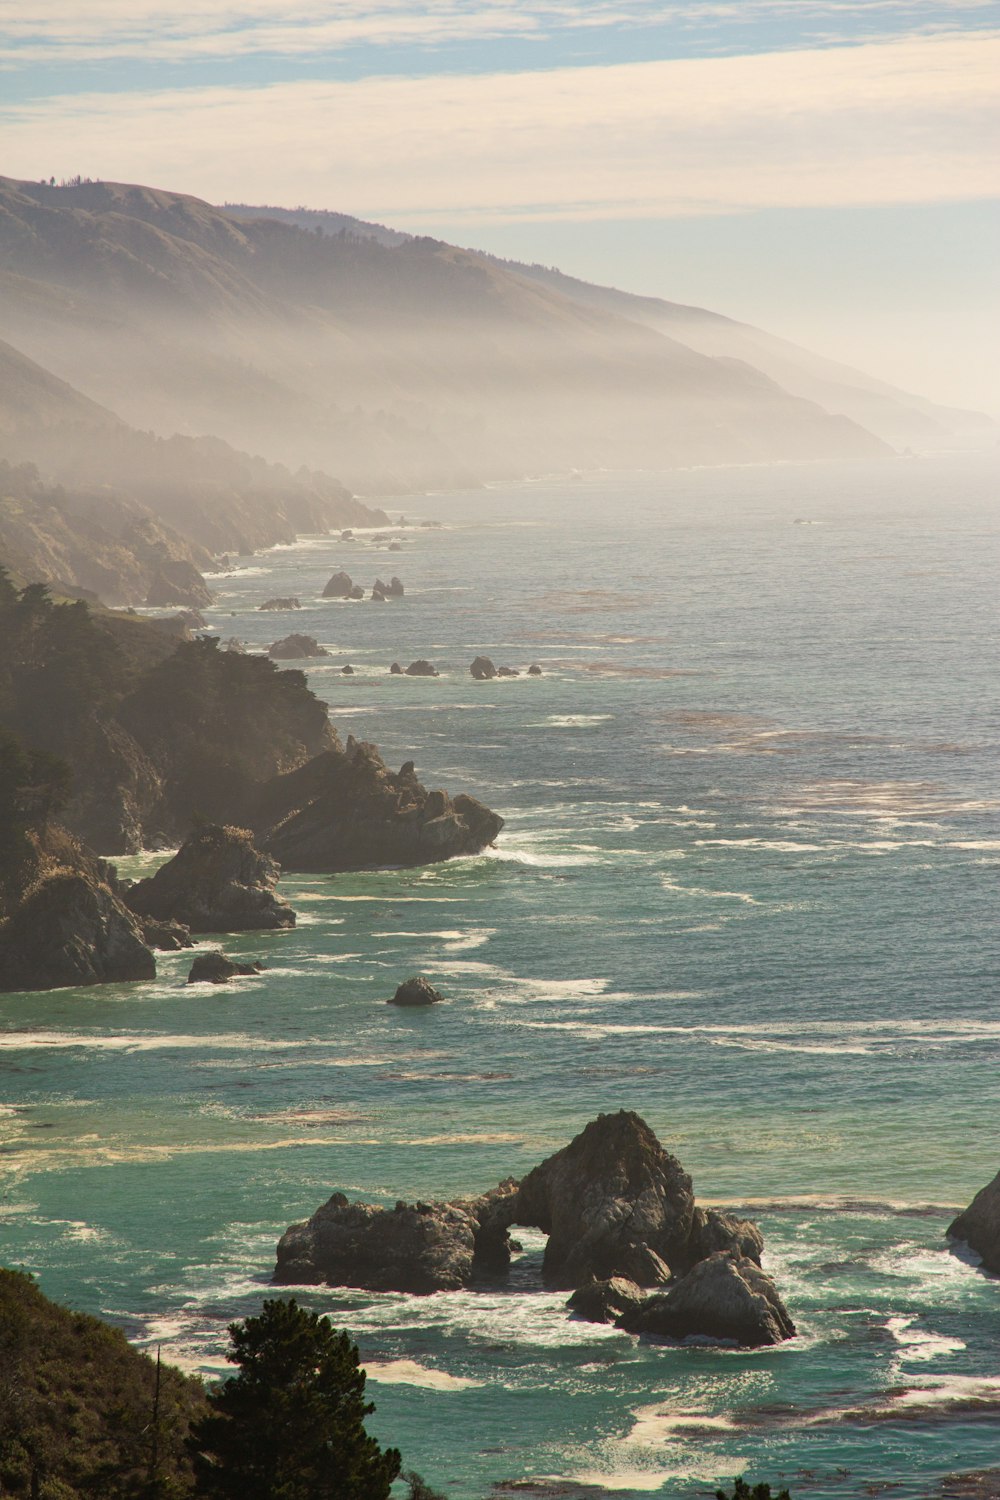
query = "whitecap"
(363, 1360, 484, 1390)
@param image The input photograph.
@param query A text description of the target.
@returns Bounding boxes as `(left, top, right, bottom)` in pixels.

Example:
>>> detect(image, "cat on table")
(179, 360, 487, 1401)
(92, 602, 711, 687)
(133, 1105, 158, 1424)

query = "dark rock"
(617, 1252, 796, 1347)
(567, 1277, 646, 1324)
(0, 874, 156, 991)
(388, 577, 404, 597)
(258, 597, 301, 611)
(322, 571, 353, 598)
(339, 530, 354, 541)
(274, 1193, 481, 1293)
(341, 664, 355, 675)
(371, 583, 388, 601)
(498, 1111, 699, 1289)
(126, 824, 295, 932)
(389, 662, 403, 674)
(405, 660, 439, 677)
(471, 656, 497, 680)
(389, 542, 402, 552)
(497, 666, 520, 677)
(528, 664, 542, 675)
(187, 950, 264, 984)
(255, 739, 503, 872)
(141, 917, 194, 951)
(389, 975, 444, 1006)
(145, 560, 214, 609)
(267, 634, 329, 659)
(688, 1206, 765, 1265)
(949, 1173, 1000, 1272)
(273, 1111, 772, 1307)
(348, 585, 364, 600)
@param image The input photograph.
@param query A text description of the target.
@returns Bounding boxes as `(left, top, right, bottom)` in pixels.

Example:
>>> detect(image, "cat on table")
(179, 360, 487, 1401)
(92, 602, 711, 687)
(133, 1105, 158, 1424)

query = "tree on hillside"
(189, 1299, 400, 1500)
(716, 1481, 792, 1500)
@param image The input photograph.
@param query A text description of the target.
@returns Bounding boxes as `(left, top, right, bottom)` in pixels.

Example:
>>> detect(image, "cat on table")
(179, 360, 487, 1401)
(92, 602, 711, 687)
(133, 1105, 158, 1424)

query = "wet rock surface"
(616, 1251, 796, 1347)
(322, 570, 354, 598)
(273, 1111, 777, 1334)
(126, 824, 295, 932)
(187, 950, 265, 984)
(389, 975, 444, 1006)
(949, 1172, 1000, 1272)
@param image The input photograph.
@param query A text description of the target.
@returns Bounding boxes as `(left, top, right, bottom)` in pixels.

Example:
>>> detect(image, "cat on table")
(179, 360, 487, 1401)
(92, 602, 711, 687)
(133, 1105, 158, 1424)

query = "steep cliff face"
(0, 872, 155, 991)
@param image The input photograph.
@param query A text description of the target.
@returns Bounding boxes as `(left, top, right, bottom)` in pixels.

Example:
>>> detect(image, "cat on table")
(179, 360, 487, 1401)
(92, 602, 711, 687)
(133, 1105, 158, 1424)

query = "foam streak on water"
(2, 455, 1000, 1499)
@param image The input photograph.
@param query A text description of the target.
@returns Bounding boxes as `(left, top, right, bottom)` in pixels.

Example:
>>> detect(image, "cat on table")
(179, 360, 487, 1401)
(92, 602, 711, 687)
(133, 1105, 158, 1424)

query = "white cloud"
(1, 0, 996, 64)
(3, 31, 997, 222)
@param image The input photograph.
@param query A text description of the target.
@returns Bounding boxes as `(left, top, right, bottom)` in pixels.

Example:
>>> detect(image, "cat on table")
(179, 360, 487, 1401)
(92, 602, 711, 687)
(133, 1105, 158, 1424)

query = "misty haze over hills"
(0, 172, 991, 601)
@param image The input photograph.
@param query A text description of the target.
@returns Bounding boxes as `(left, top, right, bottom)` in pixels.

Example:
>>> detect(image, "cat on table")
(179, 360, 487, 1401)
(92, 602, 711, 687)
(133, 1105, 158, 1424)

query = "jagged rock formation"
(275, 1195, 482, 1293)
(389, 975, 443, 1006)
(145, 560, 214, 609)
(273, 1111, 771, 1331)
(187, 951, 265, 983)
(0, 873, 155, 991)
(254, 738, 503, 871)
(258, 597, 301, 610)
(404, 660, 438, 677)
(948, 1174, 1000, 1272)
(567, 1278, 645, 1324)
(322, 571, 353, 598)
(617, 1252, 796, 1347)
(140, 916, 193, 950)
(267, 634, 329, 659)
(471, 657, 496, 680)
(126, 824, 295, 932)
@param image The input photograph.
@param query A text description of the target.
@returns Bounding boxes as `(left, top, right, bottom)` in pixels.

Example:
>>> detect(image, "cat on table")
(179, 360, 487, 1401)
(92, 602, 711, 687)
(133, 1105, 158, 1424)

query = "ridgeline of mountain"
(223, 200, 409, 248)
(0, 175, 890, 494)
(479, 256, 991, 449)
(0, 333, 389, 601)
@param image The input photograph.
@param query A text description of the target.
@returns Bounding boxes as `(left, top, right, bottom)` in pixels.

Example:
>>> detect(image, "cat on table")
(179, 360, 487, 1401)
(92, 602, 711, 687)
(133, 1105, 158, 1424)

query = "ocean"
(2, 451, 999, 1498)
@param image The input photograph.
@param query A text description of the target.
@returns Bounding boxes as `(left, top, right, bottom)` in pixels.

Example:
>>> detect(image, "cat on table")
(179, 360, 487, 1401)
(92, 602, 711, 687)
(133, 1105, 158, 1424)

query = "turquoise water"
(2, 453, 1000, 1497)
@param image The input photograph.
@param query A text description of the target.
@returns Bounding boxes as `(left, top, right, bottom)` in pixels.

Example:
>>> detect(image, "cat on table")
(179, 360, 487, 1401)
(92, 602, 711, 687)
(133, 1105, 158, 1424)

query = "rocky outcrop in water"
(567, 1277, 645, 1324)
(145, 560, 214, 609)
(126, 824, 295, 932)
(948, 1174, 1000, 1272)
(268, 634, 329, 659)
(404, 660, 439, 677)
(471, 657, 496, 680)
(389, 975, 444, 1006)
(258, 597, 301, 611)
(275, 1194, 482, 1293)
(0, 873, 155, 991)
(273, 1111, 774, 1327)
(253, 738, 503, 872)
(140, 916, 193, 951)
(187, 951, 265, 984)
(322, 571, 353, 598)
(617, 1252, 796, 1347)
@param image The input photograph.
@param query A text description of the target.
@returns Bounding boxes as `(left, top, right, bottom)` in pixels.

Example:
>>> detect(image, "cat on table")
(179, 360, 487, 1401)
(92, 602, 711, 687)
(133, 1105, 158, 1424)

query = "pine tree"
(190, 1299, 400, 1500)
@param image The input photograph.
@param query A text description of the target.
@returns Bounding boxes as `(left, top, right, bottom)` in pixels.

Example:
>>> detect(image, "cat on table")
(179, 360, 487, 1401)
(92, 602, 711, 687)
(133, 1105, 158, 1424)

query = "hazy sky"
(4, 0, 999, 411)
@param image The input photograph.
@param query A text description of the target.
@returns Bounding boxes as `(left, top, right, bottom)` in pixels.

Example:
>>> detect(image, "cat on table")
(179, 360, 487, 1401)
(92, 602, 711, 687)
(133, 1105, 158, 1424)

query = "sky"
(3, 0, 999, 411)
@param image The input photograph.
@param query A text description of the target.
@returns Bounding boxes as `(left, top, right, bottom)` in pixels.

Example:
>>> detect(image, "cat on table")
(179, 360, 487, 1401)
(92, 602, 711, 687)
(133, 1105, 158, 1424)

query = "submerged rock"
(497, 666, 520, 678)
(617, 1252, 796, 1347)
(126, 824, 295, 932)
(258, 597, 301, 611)
(470, 657, 497, 680)
(528, 664, 542, 675)
(0, 874, 156, 991)
(948, 1173, 1000, 1272)
(267, 634, 329, 660)
(274, 1194, 480, 1294)
(187, 951, 265, 984)
(567, 1277, 646, 1325)
(389, 975, 444, 1006)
